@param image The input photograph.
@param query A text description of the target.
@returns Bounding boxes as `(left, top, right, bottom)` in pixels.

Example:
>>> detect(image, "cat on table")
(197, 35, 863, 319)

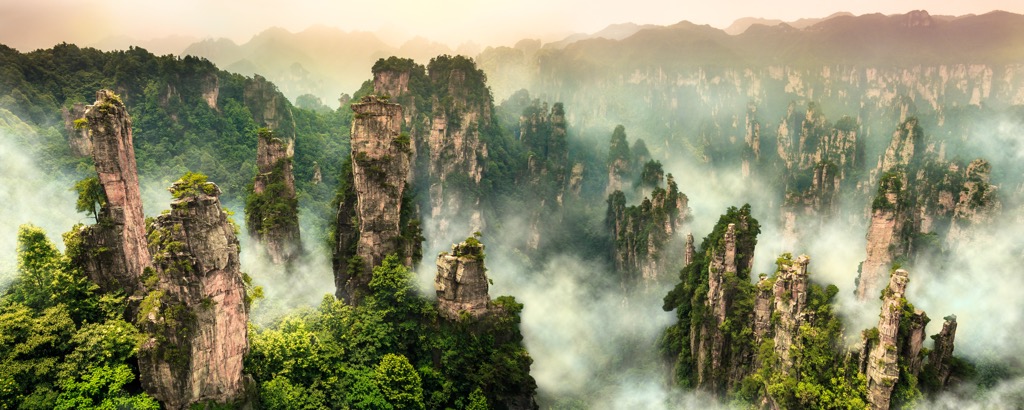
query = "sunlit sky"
(1, 0, 1020, 51)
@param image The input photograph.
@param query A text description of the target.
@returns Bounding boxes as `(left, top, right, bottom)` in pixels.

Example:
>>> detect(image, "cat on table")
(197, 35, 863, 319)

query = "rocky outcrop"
(245, 128, 301, 265)
(335, 95, 414, 302)
(945, 159, 999, 246)
(606, 174, 689, 281)
(923, 315, 958, 390)
(856, 172, 909, 300)
(865, 269, 909, 410)
(243, 74, 296, 140)
(370, 56, 491, 246)
(520, 101, 571, 250)
(771, 255, 810, 374)
(73, 90, 151, 294)
(140, 176, 250, 409)
(434, 237, 490, 320)
(425, 57, 491, 240)
(61, 102, 92, 157)
(696, 223, 737, 392)
(605, 125, 632, 196)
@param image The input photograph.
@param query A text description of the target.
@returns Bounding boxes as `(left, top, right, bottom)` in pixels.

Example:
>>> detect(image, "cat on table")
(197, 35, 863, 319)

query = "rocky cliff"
(434, 237, 491, 320)
(140, 175, 250, 409)
(769, 255, 810, 374)
(856, 172, 909, 300)
(369, 56, 492, 246)
(71, 90, 151, 294)
(61, 102, 92, 157)
(607, 173, 689, 281)
(243, 74, 296, 140)
(334, 95, 417, 302)
(864, 269, 908, 410)
(245, 127, 301, 265)
(519, 101, 572, 249)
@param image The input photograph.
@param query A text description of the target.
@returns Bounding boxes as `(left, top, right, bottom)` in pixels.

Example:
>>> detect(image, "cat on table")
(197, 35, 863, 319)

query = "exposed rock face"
(336, 95, 413, 302)
(856, 172, 908, 300)
(74, 90, 151, 294)
(924, 315, 958, 390)
(903, 309, 930, 376)
(370, 56, 490, 246)
(434, 238, 490, 320)
(880, 118, 922, 173)
(866, 269, 909, 410)
(246, 128, 301, 265)
(520, 101, 571, 250)
(244, 74, 296, 139)
(683, 233, 695, 266)
(605, 125, 632, 196)
(945, 159, 999, 246)
(568, 162, 585, 197)
(425, 58, 491, 240)
(697, 223, 737, 391)
(771, 255, 810, 373)
(140, 178, 249, 409)
(606, 174, 689, 281)
(61, 102, 92, 157)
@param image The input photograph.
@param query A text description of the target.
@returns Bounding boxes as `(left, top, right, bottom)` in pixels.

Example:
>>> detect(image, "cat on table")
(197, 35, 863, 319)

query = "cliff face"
(61, 102, 92, 157)
(520, 101, 571, 249)
(245, 128, 301, 265)
(73, 90, 151, 294)
(856, 172, 908, 300)
(945, 159, 999, 246)
(923, 316, 958, 391)
(243, 74, 296, 140)
(865, 269, 908, 410)
(607, 174, 689, 281)
(770, 255, 810, 373)
(434, 238, 490, 320)
(140, 177, 250, 409)
(335, 95, 414, 302)
(425, 57, 491, 240)
(370, 56, 492, 246)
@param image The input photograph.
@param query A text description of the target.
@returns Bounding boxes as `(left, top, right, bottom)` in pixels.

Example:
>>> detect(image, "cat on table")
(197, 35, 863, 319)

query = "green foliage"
(607, 125, 632, 168)
(54, 365, 158, 410)
(72, 177, 107, 221)
(5, 225, 103, 325)
(374, 353, 425, 410)
(0, 224, 146, 409)
(260, 375, 327, 410)
(170, 171, 216, 199)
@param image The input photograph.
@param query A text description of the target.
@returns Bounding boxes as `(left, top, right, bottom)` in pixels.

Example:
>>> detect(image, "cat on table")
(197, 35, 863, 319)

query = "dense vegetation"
(246, 255, 535, 409)
(0, 44, 349, 238)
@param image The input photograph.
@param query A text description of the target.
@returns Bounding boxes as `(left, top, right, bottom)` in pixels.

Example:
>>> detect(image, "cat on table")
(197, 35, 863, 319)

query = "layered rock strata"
(246, 128, 301, 265)
(73, 90, 151, 294)
(434, 238, 491, 320)
(140, 178, 250, 409)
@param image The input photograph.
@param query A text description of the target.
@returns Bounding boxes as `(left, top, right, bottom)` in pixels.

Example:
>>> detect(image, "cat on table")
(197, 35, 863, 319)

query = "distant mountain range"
(85, 10, 1024, 105)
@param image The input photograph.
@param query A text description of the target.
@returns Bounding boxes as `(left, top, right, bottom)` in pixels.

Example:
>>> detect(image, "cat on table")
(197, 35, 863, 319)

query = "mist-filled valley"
(1, 8, 1024, 410)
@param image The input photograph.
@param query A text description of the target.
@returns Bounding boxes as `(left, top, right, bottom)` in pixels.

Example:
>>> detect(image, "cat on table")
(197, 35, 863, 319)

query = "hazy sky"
(1, 0, 1020, 51)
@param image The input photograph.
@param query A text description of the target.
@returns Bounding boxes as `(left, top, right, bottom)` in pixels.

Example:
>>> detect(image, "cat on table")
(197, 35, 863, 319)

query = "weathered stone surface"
(857, 173, 908, 300)
(140, 179, 249, 409)
(866, 269, 909, 410)
(924, 315, 958, 390)
(772, 255, 810, 373)
(945, 159, 999, 246)
(75, 90, 151, 294)
(695, 223, 736, 392)
(61, 103, 92, 157)
(246, 128, 301, 265)
(607, 176, 689, 282)
(435, 238, 490, 320)
(336, 95, 412, 302)
(243, 74, 296, 139)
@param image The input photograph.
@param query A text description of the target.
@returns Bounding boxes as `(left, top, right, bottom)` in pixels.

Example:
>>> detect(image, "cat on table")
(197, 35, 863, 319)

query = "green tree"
(72, 177, 106, 221)
(373, 353, 424, 410)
